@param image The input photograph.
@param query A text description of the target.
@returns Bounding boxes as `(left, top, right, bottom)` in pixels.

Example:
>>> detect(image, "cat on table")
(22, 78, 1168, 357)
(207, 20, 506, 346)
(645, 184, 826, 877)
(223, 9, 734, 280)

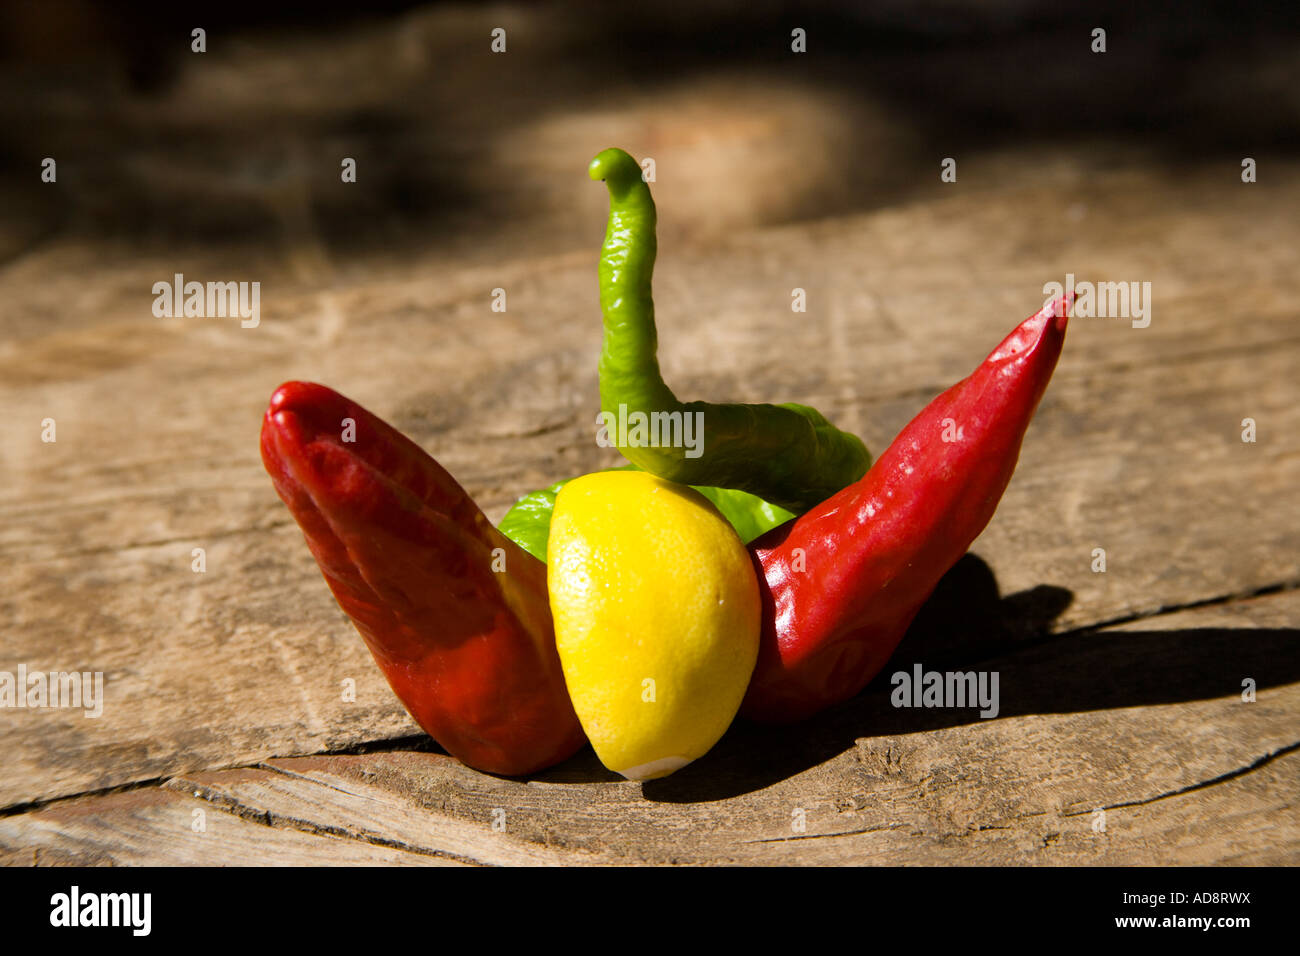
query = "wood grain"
(3, 161, 1296, 814)
(4, 591, 1294, 864)
(0, 6, 1295, 862)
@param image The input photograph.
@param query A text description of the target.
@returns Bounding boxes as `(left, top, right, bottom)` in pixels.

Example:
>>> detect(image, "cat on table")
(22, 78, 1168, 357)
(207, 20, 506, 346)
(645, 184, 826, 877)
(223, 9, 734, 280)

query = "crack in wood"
(742, 822, 907, 844)
(0, 734, 431, 817)
(913, 744, 1300, 837)
(1044, 579, 1300, 645)
(181, 780, 490, 866)
(257, 761, 386, 803)
(0, 775, 171, 820)
(1061, 741, 1300, 817)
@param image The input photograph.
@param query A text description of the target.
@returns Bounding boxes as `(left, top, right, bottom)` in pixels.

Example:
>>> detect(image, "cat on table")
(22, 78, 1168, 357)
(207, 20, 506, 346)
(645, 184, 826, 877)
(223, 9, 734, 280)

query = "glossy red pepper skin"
(742, 298, 1072, 724)
(260, 381, 586, 775)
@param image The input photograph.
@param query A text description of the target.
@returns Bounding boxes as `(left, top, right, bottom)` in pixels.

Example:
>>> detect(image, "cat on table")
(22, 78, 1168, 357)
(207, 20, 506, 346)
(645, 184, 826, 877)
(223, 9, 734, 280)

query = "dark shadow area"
(630, 555, 1298, 802)
(530, 746, 623, 785)
(0, 1, 1294, 248)
(567, 0, 1300, 154)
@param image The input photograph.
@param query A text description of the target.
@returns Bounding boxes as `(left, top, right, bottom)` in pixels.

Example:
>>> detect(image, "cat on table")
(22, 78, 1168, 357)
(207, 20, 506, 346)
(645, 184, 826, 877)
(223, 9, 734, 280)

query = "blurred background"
(2, 0, 1296, 272)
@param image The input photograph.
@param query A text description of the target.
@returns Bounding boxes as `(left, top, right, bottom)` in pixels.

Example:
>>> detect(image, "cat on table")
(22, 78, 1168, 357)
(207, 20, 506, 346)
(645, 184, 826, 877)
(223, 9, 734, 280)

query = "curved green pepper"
(588, 147, 871, 513)
(499, 465, 795, 562)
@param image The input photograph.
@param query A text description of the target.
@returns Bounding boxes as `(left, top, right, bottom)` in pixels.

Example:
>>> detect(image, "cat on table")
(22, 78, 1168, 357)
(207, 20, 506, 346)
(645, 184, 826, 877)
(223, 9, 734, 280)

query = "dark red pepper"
(260, 381, 586, 775)
(742, 297, 1072, 724)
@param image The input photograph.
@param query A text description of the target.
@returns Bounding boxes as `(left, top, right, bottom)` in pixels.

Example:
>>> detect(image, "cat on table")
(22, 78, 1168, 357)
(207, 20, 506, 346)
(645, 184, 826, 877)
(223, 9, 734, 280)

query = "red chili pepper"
(742, 297, 1072, 724)
(259, 381, 586, 775)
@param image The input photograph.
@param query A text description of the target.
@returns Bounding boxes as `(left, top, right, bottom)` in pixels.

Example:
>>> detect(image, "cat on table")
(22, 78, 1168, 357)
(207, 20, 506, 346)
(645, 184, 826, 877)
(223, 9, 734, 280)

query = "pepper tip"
(267, 382, 299, 415)
(1052, 291, 1075, 332)
(1038, 292, 1074, 334)
(267, 380, 333, 417)
(588, 147, 640, 188)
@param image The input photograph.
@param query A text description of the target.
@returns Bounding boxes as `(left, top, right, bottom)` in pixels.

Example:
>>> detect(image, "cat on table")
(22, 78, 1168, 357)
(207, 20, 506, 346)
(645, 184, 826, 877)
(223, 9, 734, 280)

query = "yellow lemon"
(547, 470, 760, 780)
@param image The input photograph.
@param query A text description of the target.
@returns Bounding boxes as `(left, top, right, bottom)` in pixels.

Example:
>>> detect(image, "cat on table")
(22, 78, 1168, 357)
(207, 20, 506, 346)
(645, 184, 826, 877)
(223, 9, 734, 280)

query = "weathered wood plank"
(0, 785, 456, 866)
(2, 152, 1296, 810)
(167, 766, 604, 866)
(3, 590, 1294, 864)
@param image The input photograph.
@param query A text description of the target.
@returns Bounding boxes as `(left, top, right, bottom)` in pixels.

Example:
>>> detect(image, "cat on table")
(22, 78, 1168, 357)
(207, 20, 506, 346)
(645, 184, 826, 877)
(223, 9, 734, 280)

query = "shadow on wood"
(632, 556, 1297, 802)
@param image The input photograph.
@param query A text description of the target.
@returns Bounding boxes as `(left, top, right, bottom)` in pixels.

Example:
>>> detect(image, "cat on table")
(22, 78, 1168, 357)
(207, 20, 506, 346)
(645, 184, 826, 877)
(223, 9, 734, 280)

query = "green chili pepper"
(588, 147, 872, 513)
(499, 465, 795, 562)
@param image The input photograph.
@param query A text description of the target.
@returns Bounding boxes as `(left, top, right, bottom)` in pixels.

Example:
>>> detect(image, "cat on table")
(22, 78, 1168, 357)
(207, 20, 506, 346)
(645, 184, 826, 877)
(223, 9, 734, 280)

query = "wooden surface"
(1, 6, 1297, 865)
